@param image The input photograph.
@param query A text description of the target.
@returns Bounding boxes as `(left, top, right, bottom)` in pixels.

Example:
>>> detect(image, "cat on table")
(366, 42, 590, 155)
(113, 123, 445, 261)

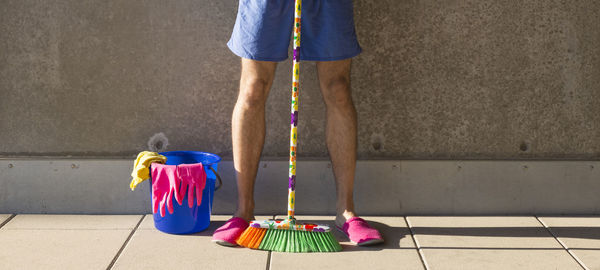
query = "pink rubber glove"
(177, 163, 207, 208)
(150, 163, 183, 217)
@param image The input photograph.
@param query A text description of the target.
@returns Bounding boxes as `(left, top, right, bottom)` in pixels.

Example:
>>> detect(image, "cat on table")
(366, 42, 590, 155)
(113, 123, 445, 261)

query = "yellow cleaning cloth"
(130, 151, 167, 191)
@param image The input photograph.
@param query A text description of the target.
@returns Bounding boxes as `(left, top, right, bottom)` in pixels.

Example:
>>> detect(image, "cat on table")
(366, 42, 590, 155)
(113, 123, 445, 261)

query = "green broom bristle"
(256, 229, 342, 253)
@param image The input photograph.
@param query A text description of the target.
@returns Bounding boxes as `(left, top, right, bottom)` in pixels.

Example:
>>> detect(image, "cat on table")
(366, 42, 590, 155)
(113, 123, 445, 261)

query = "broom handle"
(288, 0, 301, 223)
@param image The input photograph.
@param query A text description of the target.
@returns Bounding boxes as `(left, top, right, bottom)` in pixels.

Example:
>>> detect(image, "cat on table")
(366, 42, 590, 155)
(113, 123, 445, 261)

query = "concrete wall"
(3, 159, 599, 215)
(1, 0, 599, 160)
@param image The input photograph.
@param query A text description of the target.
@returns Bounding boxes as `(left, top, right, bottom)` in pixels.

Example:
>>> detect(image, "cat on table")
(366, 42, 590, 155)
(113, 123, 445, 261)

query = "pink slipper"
(336, 217, 384, 246)
(211, 217, 249, 247)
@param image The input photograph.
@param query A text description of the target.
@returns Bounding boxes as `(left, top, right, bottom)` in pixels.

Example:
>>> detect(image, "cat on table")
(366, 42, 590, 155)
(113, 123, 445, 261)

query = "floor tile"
(0, 215, 138, 270)
(0, 214, 12, 226)
(112, 215, 271, 270)
(137, 213, 160, 229)
(269, 215, 424, 270)
(539, 216, 600, 270)
(407, 216, 581, 270)
(3, 214, 142, 229)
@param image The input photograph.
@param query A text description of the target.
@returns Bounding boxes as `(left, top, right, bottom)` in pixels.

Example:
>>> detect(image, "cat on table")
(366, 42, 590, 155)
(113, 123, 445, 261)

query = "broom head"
(236, 219, 342, 253)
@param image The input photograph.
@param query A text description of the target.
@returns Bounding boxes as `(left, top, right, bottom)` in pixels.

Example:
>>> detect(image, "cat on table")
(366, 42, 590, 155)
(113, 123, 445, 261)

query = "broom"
(236, 0, 342, 253)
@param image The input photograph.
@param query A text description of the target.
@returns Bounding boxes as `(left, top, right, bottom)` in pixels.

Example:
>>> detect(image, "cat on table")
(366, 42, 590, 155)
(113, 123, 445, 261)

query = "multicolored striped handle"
(288, 0, 301, 223)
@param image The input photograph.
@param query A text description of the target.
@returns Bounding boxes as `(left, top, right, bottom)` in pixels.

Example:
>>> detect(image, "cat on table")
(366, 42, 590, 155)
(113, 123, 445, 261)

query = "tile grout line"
(106, 215, 145, 270)
(265, 214, 276, 270)
(0, 214, 17, 229)
(535, 216, 589, 270)
(266, 248, 272, 270)
(404, 216, 430, 270)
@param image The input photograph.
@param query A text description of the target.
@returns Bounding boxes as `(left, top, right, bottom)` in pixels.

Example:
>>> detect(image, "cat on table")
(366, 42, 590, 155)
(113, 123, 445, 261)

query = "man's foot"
(211, 216, 250, 247)
(335, 216, 384, 246)
(335, 211, 356, 229)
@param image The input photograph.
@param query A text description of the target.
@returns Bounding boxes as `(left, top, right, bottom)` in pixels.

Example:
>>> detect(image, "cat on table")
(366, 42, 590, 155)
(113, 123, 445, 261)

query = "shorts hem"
(300, 47, 363, 62)
(227, 41, 289, 62)
(227, 41, 362, 62)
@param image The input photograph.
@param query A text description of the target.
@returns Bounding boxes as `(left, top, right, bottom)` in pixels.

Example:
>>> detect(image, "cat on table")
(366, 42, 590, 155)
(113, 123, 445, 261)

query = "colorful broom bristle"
(236, 227, 267, 249)
(258, 229, 341, 253)
(236, 225, 342, 253)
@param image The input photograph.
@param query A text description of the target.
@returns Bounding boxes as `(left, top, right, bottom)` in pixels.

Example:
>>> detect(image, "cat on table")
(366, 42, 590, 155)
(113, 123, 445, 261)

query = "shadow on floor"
(411, 226, 600, 240)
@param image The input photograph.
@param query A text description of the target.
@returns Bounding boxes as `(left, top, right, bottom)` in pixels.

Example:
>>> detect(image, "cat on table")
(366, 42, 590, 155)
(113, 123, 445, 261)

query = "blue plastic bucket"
(149, 151, 222, 234)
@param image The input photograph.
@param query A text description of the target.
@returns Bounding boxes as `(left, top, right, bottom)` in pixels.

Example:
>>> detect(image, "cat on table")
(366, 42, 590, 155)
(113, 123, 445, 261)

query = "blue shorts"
(227, 0, 362, 62)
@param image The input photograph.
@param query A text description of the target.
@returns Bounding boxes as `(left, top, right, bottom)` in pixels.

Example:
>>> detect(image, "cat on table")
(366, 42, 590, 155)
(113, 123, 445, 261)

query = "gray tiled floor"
(407, 216, 584, 270)
(112, 215, 272, 270)
(0, 214, 597, 269)
(270, 215, 424, 270)
(539, 216, 600, 270)
(0, 214, 141, 270)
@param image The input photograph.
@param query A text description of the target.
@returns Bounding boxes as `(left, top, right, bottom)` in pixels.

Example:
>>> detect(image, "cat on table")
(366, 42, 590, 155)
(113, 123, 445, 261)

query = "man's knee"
(322, 76, 353, 108)
(237, 58, 276, 109)
(237, 76, 270, 109)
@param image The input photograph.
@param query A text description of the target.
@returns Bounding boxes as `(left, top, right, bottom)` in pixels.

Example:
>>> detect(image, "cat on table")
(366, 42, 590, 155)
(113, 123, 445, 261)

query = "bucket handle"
(208, 166, 223, 191)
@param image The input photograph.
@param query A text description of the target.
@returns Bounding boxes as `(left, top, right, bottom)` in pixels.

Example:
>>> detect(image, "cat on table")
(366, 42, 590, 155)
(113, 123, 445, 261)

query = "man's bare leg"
(315, 58, 358, 228)
(232, 58, 278, 222)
